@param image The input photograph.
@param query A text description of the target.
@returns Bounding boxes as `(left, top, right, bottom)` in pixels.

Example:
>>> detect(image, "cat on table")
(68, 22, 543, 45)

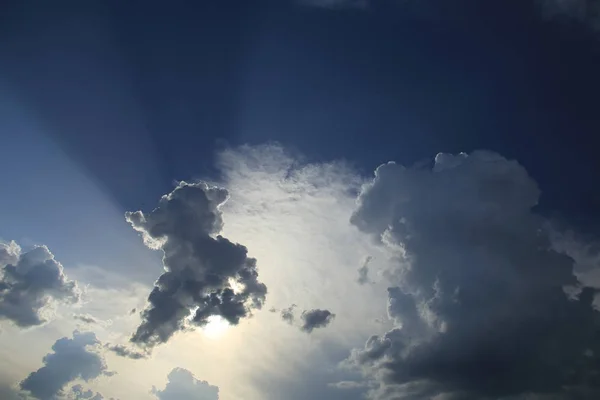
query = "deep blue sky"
(1, 0, 599, 229)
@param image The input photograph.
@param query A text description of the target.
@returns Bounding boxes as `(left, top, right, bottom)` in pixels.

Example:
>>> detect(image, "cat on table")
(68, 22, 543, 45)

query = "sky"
(0, 0, 600, 399)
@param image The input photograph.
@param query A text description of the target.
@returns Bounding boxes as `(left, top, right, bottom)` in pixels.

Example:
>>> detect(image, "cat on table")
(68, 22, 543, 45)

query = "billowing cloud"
(20, 331, 110, 399)
(301, 309, 335, 332)
(126, 182, 267, 348)
(152, 368, 219, 400)
(0, 241, 79, 327)
(106, 344, 147, 360)
(348, 151, 600, 399)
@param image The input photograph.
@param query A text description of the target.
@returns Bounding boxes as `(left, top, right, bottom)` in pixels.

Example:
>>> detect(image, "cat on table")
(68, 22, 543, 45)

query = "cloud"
(73, 314, 99, 324)
(105, 344, 147, 360)
(152, 368, 219, 400)
(0, 241, 79, 327)
(278, 305, 336, 332)
(126, 181, 267, 348)
(20, 331, 110, 399)
(301, 309, 336, 332)
(348, 151, 600, 399)
(71, 384, 104, 400)
(280, 304, 297, 324)
(357, 256, 373, 285)
(73, 314, 112, 328)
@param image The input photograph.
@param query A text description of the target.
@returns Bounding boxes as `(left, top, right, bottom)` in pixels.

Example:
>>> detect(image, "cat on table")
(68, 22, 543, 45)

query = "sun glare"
(202, 315, 230, 339)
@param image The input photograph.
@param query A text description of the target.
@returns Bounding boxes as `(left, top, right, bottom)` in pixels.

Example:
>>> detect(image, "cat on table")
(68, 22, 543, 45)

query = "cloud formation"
(71, 384, 104, 400)
(20, 331, 110, 399)
(126, 182, 267, 348)
(106, 344, 147, 360)
(152, 368, 219, 400)
(0, 241, 79, 327)
(301, 309, 335, 333)
(349, 151, 600, 399)
(280, 304, 297, 324)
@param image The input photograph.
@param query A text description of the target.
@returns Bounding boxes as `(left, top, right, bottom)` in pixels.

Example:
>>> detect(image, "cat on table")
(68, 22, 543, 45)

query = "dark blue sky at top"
(1, 0, 599, 230)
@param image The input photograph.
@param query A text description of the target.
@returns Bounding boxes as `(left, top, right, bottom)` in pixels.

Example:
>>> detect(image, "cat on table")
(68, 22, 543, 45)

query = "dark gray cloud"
(349, 151, 600, 399)
(0, 241, 79, 328)
(152, 368, 219, 400)
(71, 384, 104, 400)
(357, 256, 372, 285)
(106, 344, 147, 360)
(301, 309, 335, 333)
(281, 304, 297, 324)
(126, 182, 267, 348)
(20, 331, 110, 400)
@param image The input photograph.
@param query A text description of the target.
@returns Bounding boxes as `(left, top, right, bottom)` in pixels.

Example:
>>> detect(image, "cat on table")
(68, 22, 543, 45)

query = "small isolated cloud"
(348, 151, 600, 399)
(20, 331, 110, 399)
(73, 314, 111, 327)
(0, 241, 79, 327)
(126, 182, 267, 348)
(106, 344, 147, 360)
(357, 256, 372, 285)
(73, 314, 98, 324)
(300, 309, 335, 333)
(280, 304, 297, 324)
(152, 368, 219, 400)
(71, 384, 104, 400)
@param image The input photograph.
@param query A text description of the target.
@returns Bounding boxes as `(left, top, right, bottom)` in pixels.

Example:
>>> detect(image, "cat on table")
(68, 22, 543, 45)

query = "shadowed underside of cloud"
(152, 368, 219, 400)
(126, 181, 267, 348)
(348, 151, 600, 399)
(20, 331, 109, 400)
(0, 241, 79, 328)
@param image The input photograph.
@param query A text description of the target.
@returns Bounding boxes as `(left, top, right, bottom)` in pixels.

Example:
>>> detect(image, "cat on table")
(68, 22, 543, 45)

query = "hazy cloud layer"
(20, 331, 109, 399)
(0, 241, 79, 327)
(301, 309, 335, 332)
(127, 182, 267, 348)
(152, 368, 219, 400)
(349, 151, 600, 399)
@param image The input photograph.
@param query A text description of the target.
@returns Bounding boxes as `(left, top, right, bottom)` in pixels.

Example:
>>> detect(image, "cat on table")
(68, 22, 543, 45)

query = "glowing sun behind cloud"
(202, 315, 230, 339)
